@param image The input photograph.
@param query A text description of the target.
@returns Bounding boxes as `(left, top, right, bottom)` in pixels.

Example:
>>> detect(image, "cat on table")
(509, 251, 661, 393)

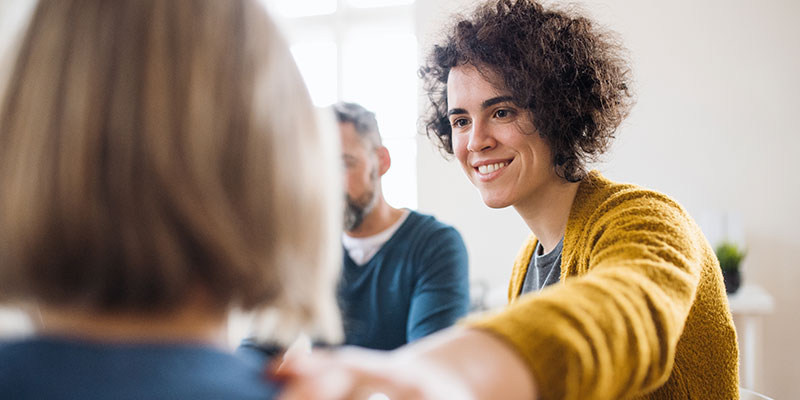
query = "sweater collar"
(510, 170, 608, 299)
(561, 170, 609, 278)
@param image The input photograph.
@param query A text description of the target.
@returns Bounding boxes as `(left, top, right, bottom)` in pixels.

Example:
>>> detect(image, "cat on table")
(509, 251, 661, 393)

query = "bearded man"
(334, 102, 470, 350)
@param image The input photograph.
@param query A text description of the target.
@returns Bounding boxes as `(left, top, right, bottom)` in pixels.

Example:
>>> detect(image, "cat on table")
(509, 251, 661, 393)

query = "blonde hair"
(0, 0, 341, 343)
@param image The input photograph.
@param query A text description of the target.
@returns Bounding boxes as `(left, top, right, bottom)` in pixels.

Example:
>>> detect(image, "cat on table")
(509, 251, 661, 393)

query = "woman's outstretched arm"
(276, 327, 537, 400)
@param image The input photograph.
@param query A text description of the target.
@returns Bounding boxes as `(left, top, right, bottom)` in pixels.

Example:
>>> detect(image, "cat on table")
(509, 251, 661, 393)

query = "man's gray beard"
(343, 189, 377, 232)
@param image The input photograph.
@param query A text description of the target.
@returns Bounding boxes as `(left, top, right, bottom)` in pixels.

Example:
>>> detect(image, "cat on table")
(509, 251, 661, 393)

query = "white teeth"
(477, 162, 508, 175)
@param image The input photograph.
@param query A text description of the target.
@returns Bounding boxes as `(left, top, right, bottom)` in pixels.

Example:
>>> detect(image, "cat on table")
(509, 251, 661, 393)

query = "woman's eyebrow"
(448, 96, 513, 116)
(447, 108, 467, 116)
(481, 96, 513, 109)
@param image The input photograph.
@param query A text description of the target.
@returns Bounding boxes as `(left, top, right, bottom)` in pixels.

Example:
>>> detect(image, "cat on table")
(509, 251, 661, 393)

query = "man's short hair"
(333, 102, 382, 149)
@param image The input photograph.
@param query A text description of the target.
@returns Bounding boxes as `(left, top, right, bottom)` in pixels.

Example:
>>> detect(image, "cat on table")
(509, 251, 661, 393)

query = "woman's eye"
(494, 109, 512, 118)
(451, 118, 469, 128)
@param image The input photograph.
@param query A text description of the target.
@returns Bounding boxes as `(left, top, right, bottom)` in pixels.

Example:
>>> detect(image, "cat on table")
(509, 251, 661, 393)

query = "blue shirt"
(0, 337, 279, 400)
(338, 211, 470, 350)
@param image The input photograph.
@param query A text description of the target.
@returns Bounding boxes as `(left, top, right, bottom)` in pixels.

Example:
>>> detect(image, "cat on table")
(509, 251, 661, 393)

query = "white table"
(728, 284, 775, 390)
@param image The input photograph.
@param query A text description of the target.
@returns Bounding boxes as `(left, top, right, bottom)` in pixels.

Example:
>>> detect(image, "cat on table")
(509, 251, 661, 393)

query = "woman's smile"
(473, 159, 512, 181)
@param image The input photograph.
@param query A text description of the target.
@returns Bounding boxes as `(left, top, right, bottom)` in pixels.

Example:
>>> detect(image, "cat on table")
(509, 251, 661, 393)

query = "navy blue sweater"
(0, 337, 279, 400)
(338, 211, 470, 350)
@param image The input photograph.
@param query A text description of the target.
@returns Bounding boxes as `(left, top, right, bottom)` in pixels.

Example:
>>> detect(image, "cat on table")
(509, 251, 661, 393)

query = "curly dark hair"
(420, 0, 634, 182)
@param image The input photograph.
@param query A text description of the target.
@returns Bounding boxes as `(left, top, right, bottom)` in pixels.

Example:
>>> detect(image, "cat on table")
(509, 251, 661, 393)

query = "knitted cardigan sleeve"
(467, 176, 716, 400)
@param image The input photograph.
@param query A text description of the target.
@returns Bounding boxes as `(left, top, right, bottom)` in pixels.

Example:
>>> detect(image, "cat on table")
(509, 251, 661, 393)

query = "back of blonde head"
(0, 0, 341, 343)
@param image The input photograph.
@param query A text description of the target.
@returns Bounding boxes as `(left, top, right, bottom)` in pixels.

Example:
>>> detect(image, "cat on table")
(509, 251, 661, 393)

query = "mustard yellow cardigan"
(469, 171, 739, 400)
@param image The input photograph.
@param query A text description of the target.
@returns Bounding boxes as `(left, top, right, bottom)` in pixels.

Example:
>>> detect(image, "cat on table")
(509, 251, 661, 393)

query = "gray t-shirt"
(520, 237, 564, 294)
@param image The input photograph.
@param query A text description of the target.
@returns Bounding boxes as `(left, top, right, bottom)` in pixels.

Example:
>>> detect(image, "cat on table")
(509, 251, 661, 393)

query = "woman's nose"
(467, 121, 496, 152)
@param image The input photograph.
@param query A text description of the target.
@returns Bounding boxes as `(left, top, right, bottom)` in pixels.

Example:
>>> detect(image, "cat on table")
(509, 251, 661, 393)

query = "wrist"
(397, 327, 537, 400)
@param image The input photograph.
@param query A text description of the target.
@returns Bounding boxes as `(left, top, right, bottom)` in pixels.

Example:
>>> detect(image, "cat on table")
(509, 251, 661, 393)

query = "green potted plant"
(715, 241, 746, 294)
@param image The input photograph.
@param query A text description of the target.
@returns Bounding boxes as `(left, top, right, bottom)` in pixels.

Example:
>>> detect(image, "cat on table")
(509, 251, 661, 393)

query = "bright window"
(346, 0, 415, 8)
(261, 0, 418, 209)
(270, 0, 336, 18)
(290, 41, 338, 106)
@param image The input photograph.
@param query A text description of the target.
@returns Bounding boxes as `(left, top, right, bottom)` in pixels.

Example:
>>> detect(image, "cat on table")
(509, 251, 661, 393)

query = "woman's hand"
(276, 346, 471, 400)
(275, 327, 537, 400)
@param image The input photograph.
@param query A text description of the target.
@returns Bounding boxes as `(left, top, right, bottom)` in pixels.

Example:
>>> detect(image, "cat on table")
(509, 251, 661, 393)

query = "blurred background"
(1, 0, 798, 398)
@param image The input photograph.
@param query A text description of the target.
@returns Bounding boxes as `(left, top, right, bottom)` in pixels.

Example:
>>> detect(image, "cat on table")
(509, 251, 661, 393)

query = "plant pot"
(722, 270, 741, 294)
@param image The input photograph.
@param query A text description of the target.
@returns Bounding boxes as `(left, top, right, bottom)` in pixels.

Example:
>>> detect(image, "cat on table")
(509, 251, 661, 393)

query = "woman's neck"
(514, 178, 580, 253)
(38, 300, 229, 347)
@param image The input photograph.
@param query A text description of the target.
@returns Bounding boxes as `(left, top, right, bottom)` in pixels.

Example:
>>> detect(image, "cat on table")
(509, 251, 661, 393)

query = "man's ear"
(376, 146, 391, 176)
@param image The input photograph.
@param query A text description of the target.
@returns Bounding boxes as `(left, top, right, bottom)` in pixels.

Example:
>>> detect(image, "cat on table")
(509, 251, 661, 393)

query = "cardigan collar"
(509, 170, 609, 299)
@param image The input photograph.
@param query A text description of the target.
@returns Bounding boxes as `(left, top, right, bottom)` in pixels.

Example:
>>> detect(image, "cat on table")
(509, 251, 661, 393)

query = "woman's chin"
(481, 195, 512, 209)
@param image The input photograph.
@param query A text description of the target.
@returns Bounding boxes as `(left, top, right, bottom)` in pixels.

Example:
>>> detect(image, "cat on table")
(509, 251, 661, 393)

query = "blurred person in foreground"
(277, 1, 739, 399)
(0, 1, 342, 399)
(333, 102, 470, 350)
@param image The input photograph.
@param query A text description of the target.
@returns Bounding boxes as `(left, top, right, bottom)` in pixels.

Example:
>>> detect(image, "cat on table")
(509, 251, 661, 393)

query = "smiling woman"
(446, 65, 557, 212)
(276, 1, 740, 399)
(421, 0, 633, 184)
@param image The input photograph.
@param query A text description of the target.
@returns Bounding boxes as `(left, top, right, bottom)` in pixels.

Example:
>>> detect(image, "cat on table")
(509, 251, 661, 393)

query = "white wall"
(416, 0, 800, 398)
